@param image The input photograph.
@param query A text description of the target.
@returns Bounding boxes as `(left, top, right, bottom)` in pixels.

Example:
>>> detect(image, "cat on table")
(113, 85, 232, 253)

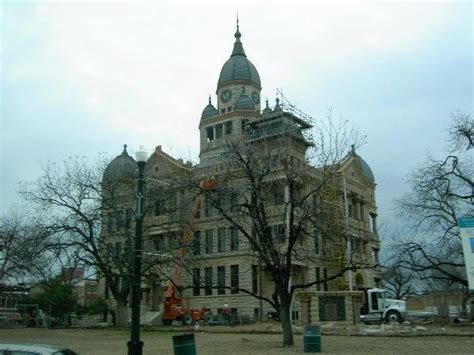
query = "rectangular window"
(115, 242, 121, 258)
(241, 119, 248, 132)
(205, 267, 213, 295)
(370, 214, 377, 233)
(107, 244, 114, 262)
(373, 248, 380, 264)
(315, 267, 321, 291)
(206, 126, 214, 141)
(312, 194, 318, 213)
(272, 189, 285, 205)
(217, 266, 225, 295)
(215, 124, 223, 139)
(116, 211, 124, 230)
(107, 215, 113, 233)
(156, 234, 166, 251)
(125, 209, 132, 229)
(251, 227, 257, 250)
(193, 231, 201, 255)
(205, 197, 213, 217)
(274, 225, 285, 243)
(348, 204, 353, 218)
(205, 230, 213, 254)
(230, 227, 239, 251)
(323, 268, 328, 291)
(230, 265, 239, 294)
(254, 308, 260, 321)
(230, 192, 238, 212)
(314, 232, 319, 254)
(252, 265, 258, 294)
(225, 121, 233, 135)
(216, 190, 224, 211)
(154, 199, 166, 216)
(218, 228, 226, 252)
(193, 268, 200, 296)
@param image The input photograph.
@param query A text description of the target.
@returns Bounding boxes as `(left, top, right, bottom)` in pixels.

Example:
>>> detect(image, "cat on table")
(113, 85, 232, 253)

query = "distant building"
(101, 22, 381, 320)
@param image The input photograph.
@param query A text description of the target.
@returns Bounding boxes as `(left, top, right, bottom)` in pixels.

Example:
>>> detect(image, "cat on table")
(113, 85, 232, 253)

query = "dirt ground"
(1, 327, 474, 355)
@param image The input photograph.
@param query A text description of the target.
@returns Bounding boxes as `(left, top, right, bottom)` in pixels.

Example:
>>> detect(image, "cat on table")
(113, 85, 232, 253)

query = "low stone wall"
(296, 291, 364, 325)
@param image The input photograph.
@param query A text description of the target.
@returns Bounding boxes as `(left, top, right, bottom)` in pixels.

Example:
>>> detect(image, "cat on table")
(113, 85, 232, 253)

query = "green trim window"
(230, 227, 239, 251)
(193, 268, 200, 296)
(205, 230, 213, 254)
(205, 267, 213, 295)
(230, 265, 239, 294)
(218, 228, 226, 252)
(217, 266, 226, 295)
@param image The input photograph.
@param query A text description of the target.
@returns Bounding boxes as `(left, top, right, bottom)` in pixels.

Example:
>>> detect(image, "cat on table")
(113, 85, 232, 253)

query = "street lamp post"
(128, 146, 148, 355)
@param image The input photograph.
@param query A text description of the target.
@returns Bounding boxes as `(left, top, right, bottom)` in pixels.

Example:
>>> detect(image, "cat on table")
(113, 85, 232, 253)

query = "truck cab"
(360, 288, 407, 323)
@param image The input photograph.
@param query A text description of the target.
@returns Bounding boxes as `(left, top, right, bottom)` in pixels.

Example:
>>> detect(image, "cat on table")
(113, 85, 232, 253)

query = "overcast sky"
(1, 1, 472, 233)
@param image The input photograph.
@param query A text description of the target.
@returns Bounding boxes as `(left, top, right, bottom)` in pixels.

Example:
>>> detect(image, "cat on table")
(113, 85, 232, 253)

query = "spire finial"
(351, 144, 356, 154)
(266, 98, 269, 108)
(122, 144, 128, 155)
(275, 97, 280, 110)
(235, 14, 241, 40)
(231, 15, 246, 57)
(208, 94, 211, 105)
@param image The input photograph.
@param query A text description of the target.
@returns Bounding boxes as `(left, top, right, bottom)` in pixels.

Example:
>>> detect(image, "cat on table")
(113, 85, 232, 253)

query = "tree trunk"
(116, 304, 129, 328)
(279, 302, 294, 347)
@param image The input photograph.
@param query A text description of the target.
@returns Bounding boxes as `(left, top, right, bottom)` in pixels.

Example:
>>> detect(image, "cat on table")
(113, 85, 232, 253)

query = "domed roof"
(234, 93, 255, 110)
(201, 97, 218, 119)
(273, 97, 282, 111)
(351, 146, 374, 181)
(262, 99, 272, 116)
(217, 22, 261, 90)
(103, 145, 137, 181)
(356, 155, 374, 181)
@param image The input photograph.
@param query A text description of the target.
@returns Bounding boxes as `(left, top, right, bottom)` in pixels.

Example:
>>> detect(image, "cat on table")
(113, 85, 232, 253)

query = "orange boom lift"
(161, 179, 217, 325)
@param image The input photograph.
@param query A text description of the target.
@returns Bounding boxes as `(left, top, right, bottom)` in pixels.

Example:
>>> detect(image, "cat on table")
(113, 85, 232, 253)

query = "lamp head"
(135, 146, 148, 163)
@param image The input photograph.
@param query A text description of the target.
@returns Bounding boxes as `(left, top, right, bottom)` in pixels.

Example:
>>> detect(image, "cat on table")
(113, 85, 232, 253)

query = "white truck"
(360, 288, 407, 323)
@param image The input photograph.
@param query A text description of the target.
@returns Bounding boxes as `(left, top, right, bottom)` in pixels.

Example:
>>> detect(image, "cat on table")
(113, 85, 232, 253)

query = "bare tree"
(163, 113, 377, 347)
(381, 259, 416, 300)
(19, 156, 139, 327)
(0, 209, 52, 283)
(395, 112, 473, 288)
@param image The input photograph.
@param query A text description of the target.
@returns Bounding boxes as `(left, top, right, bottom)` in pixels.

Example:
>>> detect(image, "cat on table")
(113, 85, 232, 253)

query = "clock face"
(220, 90, 232, 103)
(252, 91, 260, 104)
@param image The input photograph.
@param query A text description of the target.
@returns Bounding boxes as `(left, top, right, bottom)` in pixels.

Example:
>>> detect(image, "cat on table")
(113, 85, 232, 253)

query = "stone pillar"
(297, 292, 313, 325)
(151, 284, 162, 311)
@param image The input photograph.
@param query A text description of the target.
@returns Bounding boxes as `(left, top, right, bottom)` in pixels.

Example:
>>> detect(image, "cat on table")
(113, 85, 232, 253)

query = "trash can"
(172, 333, 196, 355)
(303, 325, 321, 353)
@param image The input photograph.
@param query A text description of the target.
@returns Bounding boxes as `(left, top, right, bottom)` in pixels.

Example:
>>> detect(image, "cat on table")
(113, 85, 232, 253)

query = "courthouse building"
(101, 22, 381, 321)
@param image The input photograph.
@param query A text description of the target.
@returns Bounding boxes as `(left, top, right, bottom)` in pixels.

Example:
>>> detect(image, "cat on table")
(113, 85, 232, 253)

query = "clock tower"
(198, 19, 262, 164)
(216, 19, 261, 113)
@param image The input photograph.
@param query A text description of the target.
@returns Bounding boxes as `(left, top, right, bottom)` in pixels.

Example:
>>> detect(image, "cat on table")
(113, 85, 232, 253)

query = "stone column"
(297, 292, 313, 325)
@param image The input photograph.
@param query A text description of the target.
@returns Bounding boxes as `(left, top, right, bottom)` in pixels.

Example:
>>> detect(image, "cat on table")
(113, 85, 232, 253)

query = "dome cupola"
(201, 96, 218, 119)
(217, 19, 261, 91)
(262, 99, 272, 116)
(234, 86, 255, 110)
(351, 145, 375, 181)
(234, 93, 255, 110)
(103, 145, 137, 181)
